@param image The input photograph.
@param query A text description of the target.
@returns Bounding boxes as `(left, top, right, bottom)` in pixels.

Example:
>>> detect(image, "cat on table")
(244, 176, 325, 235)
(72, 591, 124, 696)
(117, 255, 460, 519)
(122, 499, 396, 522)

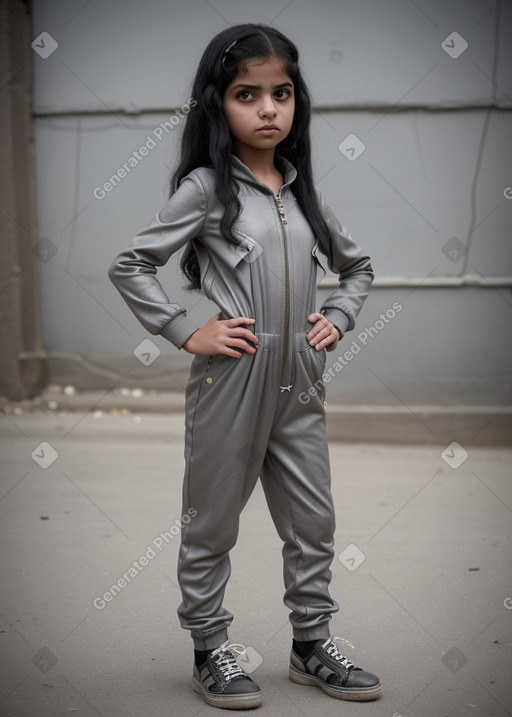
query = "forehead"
(227, 56, 292, 84)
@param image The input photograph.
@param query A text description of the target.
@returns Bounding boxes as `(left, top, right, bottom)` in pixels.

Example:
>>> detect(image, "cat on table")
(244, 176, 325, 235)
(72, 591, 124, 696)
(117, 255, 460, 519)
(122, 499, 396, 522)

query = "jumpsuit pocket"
(297, 334, 327, 370)
(203, 354, 219, 385)
(190, 354, 223, 408)
(296, 333, 328, 393)
(201, 352, 240, 389)
(309, 345, 327, 375)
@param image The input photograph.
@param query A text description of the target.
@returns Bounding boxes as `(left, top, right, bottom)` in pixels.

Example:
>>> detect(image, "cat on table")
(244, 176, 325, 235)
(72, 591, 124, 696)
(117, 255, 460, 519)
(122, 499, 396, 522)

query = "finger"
(226, 327, 259, 345)
(308, 323, 330, 343)
(222, 319, 258, 345)
(233, 340, 258, 353)
(318, 329, 339, 349)
(307, 312, 323, 323)
(308, 322, 327, 337)
(222, 337, 258, 354)
(225, 316, 256, 328)
(307, 320, 323, 337)
(221, 347, 243, 359)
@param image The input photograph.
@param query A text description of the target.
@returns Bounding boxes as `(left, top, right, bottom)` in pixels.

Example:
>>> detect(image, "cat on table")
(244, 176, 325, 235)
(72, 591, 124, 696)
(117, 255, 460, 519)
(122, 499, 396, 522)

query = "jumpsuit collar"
(229, 153, 297, 194)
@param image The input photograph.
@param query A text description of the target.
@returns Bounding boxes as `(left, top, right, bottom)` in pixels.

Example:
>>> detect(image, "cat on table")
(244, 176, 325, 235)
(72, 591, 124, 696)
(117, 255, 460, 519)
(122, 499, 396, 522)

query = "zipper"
(274, 191, 292, 393)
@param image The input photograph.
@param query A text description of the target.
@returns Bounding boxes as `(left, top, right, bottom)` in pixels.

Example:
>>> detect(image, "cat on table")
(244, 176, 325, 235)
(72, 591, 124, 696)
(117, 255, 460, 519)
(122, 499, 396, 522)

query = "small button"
(206, 377, 213, 384)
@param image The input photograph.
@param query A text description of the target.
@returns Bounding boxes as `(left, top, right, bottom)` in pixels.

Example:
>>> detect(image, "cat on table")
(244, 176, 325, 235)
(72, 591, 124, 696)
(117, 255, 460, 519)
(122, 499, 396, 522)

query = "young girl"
(109, 23, 381, 710)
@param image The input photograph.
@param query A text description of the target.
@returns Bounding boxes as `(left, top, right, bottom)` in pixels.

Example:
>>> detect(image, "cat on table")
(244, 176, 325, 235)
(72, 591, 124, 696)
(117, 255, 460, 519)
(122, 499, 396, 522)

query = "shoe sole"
(289, 664, 382, 701)
(192, 676, 262, 710)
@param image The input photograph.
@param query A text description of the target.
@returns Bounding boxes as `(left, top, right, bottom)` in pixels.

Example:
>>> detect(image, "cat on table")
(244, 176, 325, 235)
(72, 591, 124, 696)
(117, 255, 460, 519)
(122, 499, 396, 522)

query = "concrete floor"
(0, 409, 511, 717)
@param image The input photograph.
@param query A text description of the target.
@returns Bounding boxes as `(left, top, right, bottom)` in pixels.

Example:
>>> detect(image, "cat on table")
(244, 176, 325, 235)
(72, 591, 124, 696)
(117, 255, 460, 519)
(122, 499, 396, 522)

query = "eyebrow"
(230, 82, 293, 91)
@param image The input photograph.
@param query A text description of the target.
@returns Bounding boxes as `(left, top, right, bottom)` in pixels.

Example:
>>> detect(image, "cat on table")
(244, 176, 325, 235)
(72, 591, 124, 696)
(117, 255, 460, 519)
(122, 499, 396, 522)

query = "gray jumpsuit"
(108, 154, 374, 650)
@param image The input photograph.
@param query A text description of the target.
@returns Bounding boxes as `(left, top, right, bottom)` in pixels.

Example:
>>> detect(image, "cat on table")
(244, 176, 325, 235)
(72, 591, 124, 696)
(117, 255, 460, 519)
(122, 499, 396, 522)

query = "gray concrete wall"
(30, 0, 512, 406)
(0, 0, 46, 400)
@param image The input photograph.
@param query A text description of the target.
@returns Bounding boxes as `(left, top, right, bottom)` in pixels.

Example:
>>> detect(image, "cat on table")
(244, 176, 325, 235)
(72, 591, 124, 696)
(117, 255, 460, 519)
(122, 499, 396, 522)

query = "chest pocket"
(232, 231, 262, 266)
(216, 230, 262, 271)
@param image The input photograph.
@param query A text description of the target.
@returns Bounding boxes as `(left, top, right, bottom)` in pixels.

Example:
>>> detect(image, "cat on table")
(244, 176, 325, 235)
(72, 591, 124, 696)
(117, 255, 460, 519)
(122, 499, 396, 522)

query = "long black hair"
(171, 23, 331, 290)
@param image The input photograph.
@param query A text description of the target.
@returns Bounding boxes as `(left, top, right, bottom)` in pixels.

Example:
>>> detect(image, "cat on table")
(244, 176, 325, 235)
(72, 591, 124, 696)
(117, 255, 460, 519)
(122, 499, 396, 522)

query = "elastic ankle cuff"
(292, 627, 330, 642)
(192, 628, 229, 651)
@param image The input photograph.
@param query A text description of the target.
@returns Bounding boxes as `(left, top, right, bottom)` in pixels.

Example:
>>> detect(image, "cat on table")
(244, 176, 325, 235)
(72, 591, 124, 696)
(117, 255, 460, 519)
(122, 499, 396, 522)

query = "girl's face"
(222, 56, 295, 158)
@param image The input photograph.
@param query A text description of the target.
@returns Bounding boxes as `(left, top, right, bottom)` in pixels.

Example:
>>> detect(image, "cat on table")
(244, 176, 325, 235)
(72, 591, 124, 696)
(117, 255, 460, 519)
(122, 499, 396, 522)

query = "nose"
(258, 93, 278, 119)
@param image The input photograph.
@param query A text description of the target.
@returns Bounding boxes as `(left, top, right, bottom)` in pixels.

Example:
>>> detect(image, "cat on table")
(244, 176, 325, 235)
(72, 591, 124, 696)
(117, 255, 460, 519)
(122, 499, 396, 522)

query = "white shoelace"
(210, 641, 247, 682)
(321, 637, 355, 670)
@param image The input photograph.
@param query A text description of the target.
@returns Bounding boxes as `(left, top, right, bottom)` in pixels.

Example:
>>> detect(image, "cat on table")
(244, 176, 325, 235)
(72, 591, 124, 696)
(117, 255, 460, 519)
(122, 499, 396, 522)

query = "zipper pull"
(274, 193, 288, 225)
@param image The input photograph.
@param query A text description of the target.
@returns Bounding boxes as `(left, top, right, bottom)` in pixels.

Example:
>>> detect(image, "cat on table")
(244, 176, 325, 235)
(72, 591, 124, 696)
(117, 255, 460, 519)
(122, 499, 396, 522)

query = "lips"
(257, 125, 279, 131)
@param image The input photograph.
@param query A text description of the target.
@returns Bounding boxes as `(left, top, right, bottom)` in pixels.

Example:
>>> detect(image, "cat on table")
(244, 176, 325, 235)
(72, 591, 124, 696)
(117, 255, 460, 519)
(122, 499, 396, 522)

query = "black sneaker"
(289, 636, 382, 701)
(192, 640, 262, 709)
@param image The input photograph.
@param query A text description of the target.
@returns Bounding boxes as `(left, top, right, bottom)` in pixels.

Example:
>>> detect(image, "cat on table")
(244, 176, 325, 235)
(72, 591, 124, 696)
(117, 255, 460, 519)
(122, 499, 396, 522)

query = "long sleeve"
(316, 189, 374, 338)
(108, 172, 207, 349)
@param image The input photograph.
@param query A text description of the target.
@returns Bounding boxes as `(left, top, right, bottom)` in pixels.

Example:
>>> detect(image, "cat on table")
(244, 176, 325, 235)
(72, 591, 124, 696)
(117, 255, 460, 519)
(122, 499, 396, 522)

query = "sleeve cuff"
(159, 313, 199, 350)
(321, 309, 350, 339)
(332, 324, 342, 342)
